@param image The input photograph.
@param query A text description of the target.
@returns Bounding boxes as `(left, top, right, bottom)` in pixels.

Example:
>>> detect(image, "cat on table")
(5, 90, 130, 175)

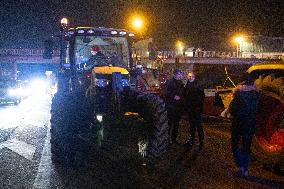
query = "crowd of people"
(164, 68, 260, 178)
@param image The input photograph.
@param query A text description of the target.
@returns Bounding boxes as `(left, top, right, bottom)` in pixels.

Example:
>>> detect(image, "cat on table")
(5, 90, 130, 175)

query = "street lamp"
(60, 17, 69, 70)
(176, 40, 184, 56)
(133, 18, 143, 30)
(234, 36, 244, 58)
(130, 15, 145, 35)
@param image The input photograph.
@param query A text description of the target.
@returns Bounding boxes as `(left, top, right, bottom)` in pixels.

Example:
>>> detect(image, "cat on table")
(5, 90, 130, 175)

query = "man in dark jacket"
(85, 45, 107, 69)
(164, 68, 184, 144)
(229, 75, 260, 177)
(184, 71, 205, 150)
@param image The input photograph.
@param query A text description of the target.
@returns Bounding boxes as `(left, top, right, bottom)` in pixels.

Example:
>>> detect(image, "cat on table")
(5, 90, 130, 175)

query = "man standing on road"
(228, 75, 260, 177)
(164, 68, 184, 144)
(183, 71, 205, 151)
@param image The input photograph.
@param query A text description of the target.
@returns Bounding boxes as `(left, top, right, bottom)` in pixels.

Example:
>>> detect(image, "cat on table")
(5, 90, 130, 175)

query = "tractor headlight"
(95, 79, 109, 87)
(96, 114, 103, 122)
(121, 79, 129, 87)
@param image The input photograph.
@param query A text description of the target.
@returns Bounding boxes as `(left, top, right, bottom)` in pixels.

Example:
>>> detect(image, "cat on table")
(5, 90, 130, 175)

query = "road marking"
(33, 122, 63, 189)
(0, 138, 36, 161)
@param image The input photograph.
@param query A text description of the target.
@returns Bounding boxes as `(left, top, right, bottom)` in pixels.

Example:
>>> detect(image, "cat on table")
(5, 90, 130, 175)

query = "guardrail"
(0, 48, 282, 60)
(0, 49, 60, 56)
(158, 50, 283, 60)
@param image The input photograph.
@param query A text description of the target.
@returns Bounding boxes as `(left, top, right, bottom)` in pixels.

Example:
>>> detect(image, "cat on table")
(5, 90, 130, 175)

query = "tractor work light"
(68, 31, 75, 35)
(60, 18, 68, 26)
(128, 33, 135, 37)
(77, 29, 85, 34)
(111, 31, 118, 35)
(121, 79, 129, 87)
(87, 29, 94, 34)
(119, 31, 127, 36)
(96, 114, 103, 122)
(95, 79, 109, 87)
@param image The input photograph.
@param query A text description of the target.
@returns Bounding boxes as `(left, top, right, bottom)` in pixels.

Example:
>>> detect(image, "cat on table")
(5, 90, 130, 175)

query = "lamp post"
(60, 17, 68, 69)
(234, 36, 244, 58)
(175, 40, 185, 66)
(176, 40, 184, 56)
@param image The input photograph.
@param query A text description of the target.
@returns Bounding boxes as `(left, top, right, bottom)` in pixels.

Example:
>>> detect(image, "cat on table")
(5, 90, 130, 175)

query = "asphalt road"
(0, 94, 50, 189)
(0, 94, 283, 189)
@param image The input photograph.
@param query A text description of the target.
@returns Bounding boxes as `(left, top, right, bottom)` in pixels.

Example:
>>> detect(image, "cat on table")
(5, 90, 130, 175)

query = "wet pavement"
(0, 94, 50, 189)
(0, 95, 283, 189)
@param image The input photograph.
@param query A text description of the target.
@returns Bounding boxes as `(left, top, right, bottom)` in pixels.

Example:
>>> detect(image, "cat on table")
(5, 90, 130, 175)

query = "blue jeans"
(231, 127, 253, 170)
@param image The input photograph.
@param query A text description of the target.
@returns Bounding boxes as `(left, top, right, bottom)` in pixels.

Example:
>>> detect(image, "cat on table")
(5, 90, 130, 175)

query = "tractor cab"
(69, 28, 132, 70)
(57, 27, 135, 92)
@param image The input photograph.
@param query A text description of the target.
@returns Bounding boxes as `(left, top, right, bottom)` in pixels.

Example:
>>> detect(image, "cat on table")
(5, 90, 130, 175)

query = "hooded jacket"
(229, 84, 260, 135)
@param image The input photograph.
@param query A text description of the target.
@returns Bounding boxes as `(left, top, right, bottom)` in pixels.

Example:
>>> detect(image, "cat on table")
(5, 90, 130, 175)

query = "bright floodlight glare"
(61, 18, 68, 25)
(176, 41, 183, 48)
(235, 36, 244, 44)
(30, 79, 47, 94)
(8, 89, 17, 96)
(45, 71, 53, 76)
(96, 114, 103, 122)
(176, 40, 184, 52)
(133, 18, 142, 29)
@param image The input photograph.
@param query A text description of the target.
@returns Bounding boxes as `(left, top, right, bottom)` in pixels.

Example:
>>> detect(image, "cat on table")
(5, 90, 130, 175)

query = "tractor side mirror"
(43, 39, 54, 59)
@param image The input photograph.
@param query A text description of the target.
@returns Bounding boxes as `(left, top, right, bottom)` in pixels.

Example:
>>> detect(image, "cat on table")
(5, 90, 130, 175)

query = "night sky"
(0, 0, 283, 50)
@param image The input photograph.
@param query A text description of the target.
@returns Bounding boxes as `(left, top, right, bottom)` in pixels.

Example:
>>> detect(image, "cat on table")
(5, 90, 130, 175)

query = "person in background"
(228, 75, 260, 177)
(184, 71, 205, 151)
(164, 68, 184, 144)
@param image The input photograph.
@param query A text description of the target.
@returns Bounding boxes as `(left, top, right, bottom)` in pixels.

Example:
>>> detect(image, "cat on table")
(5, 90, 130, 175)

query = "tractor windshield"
(75, 36, 130, 70)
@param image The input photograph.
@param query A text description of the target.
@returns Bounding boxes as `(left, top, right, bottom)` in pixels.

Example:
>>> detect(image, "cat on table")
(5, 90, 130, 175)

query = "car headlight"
(95, 79, 109, 87)
(8, 89, 18, 96)
(121, 79, 129, 87)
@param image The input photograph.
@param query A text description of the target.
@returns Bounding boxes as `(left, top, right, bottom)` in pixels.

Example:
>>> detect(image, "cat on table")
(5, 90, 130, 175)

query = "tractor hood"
(92, 66, 129, 75)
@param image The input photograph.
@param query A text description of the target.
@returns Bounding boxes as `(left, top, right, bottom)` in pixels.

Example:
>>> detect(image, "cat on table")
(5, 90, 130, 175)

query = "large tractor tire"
(50, 92, 93, 168)
(122, 90, 170, 162)
(252, 75, 284, 174)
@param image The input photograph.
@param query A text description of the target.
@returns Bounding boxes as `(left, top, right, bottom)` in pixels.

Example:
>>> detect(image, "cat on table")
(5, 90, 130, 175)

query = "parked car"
(0, 79, 22, 105)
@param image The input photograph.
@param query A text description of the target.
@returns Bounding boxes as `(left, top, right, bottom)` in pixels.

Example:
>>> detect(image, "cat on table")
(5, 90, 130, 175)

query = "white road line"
(33, 121, 62, 189)
(0, 138, 36, 161)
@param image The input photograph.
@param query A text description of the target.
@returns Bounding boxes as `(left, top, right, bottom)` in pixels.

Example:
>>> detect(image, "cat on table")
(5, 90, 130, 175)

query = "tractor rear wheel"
(252, 91, 284, 174)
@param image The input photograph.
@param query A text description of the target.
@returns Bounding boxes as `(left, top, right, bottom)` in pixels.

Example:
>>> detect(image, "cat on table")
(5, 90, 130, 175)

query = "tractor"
(46, 19, 169, 167)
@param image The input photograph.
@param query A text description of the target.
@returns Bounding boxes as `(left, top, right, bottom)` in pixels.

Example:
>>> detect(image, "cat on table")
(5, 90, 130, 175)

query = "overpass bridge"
(0, 48, 277, 65)
(0, 48, 59, 64)
(163, 57, 271, 65)
(0, 48, 279, 80)
(0, 49, 59, 80)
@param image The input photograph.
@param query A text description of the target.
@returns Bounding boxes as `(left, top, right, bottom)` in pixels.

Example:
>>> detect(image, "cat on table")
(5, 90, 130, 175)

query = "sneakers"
(234, 167, 249, 177)
(243, 169, 249, 177)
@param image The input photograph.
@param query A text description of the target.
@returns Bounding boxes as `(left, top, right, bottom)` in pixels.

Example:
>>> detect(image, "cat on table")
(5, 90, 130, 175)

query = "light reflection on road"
(0, 93, 51, 130)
